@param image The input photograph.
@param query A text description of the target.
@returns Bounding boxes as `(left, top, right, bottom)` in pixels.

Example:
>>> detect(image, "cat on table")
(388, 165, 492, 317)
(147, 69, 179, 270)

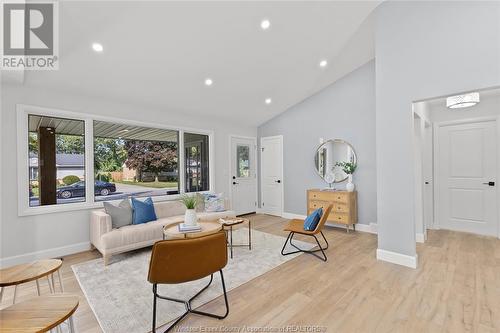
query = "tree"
(94, 138, 127, 173)
(124, 141, 177, 182)
(56, 135, 85, 154)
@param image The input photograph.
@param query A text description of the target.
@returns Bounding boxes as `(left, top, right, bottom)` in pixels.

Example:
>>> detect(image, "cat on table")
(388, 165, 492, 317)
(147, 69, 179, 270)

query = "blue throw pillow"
(131, 197, 157, 225)
(304, 208, 323, 231)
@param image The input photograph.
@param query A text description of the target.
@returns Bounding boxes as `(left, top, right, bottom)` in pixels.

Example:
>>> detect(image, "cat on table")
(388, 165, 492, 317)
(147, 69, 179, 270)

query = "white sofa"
(90, 199, 236, 265)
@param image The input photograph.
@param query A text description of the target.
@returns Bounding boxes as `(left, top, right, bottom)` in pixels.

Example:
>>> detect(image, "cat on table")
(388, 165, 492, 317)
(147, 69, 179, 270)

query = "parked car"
(56, 180, 116, 199)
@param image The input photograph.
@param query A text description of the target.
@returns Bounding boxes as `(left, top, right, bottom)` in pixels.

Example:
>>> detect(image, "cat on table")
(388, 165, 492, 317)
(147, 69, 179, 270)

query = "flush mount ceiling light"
(92, 42, 103, 52)
(204, 78, 213, 86)
(265, 98, 272, 105)
(319, 59, 328, 68)
(260, 19, 271, 30)
(446, 92, 480, 109)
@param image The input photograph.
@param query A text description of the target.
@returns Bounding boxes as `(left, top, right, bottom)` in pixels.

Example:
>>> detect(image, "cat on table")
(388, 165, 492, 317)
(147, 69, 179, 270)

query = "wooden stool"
(0, 259, 63, 304)
(0, 294, 79, 332)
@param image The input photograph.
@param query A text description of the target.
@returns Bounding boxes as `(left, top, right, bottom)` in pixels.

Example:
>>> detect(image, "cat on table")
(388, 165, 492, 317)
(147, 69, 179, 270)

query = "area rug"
(72, 228, 314, 333)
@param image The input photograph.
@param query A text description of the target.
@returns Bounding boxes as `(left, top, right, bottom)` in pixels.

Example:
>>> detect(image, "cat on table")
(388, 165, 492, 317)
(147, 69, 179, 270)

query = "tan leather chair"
(281, 205, 332, 261)
(148, 231, 229, 332)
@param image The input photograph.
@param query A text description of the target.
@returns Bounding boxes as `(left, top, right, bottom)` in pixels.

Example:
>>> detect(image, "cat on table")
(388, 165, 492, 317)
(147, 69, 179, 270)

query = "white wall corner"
(416, 233, 425, 243)
(0, 242, 91, 268)
(376, 248, 418, 269)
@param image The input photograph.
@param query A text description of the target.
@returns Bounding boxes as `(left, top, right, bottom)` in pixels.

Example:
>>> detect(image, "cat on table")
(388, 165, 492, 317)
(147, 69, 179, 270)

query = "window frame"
(17, 104, 214, 216)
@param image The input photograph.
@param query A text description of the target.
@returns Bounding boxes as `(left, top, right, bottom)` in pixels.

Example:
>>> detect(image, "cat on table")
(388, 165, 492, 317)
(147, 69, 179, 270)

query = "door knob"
(483, 181, 495, 186)
(233, 181, 239, 185)
(275, 180, 281, 183)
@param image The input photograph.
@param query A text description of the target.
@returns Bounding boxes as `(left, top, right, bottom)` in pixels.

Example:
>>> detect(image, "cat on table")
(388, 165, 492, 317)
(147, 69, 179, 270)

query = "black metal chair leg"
(191, 270, 229, 319)
(281, 231, 328, 262)
(152, 271, 229, 333)
(152, 284, 157, 333)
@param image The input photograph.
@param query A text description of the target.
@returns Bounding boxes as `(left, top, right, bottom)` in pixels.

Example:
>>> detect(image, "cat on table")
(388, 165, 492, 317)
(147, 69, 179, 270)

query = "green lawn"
(115, 180, 178, 188)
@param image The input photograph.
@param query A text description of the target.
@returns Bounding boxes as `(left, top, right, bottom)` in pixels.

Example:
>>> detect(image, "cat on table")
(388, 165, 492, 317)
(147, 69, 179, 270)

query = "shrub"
(96, 173, 111, 182)
(62, 175, 80, 185)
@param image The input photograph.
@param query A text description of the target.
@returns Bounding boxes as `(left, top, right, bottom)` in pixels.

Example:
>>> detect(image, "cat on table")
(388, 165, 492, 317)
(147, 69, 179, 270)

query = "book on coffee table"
(178, 223, 202, 232)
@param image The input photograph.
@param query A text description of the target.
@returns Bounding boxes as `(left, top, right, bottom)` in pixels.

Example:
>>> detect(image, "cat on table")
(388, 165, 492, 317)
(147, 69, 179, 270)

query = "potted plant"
(335, 161, 357, 192)
(180, 194, 199, 226)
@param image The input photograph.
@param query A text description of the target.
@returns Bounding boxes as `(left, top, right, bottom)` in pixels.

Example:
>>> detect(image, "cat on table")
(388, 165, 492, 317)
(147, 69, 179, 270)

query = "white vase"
(346, 174, 355, 192)
(184, 209, 198, 226)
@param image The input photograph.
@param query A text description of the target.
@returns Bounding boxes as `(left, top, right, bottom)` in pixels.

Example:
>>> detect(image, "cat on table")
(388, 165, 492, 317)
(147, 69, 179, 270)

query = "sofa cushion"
(154, 200, 186, 218)
(101, 217, 175, 250)
(131, 197, 157, 224)
(103, 199, 132, 229)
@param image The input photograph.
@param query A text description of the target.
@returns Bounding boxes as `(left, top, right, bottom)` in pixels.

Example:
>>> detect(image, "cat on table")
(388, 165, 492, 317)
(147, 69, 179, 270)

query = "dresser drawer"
(308, 191, 350, 204)
(333, 203, 349, 213)
(328, 213, 349, 224)
(308, 200, 329, 210)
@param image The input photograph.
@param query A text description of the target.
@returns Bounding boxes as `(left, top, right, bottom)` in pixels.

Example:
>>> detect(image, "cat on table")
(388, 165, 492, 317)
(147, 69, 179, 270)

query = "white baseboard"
(281, 212, 306, 220)
(281, 212, 377, 235)
(0, 242, 91, 268)
(416, 233, 425, 243)
(376, 248, 418, 269)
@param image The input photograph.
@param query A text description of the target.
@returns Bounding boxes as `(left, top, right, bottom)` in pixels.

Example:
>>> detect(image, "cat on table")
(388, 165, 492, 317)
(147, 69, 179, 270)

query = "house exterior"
(29, 153, 85, 181)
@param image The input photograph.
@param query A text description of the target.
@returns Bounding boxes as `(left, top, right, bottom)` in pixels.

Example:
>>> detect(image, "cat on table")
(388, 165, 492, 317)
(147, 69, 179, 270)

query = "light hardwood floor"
(2, 214, 500, 332)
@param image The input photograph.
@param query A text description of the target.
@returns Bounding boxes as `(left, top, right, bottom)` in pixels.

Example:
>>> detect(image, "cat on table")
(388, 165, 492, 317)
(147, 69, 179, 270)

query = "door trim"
(228, 135, 258, 214)
(433, 116, 500, 238)
(260, 135, 284, 217)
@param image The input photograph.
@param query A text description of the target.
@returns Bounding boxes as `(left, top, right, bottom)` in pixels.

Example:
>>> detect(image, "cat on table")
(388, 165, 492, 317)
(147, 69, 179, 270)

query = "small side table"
(0, 294, 79, 332)
(0, 259, 63, 304)
(220, 218, 251, 259)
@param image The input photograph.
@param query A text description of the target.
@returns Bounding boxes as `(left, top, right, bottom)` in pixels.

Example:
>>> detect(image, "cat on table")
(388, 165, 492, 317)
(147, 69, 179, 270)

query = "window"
(184, 133, 209, 192)
(93, 120, 179, 201)
(28, 115, 86, 207)
(19, 106, 213, 214)
(236, 144, 250, 178)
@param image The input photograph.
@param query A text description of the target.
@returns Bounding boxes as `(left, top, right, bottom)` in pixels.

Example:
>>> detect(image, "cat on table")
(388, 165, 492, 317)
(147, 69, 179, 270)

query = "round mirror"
(314, 139, 357, 184)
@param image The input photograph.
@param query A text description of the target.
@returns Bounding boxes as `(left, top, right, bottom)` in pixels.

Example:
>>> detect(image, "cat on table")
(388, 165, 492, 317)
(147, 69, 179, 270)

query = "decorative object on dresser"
(307, 189, 358, 232)
(314, 139, 357, 190)
(335, 161, 357, 192)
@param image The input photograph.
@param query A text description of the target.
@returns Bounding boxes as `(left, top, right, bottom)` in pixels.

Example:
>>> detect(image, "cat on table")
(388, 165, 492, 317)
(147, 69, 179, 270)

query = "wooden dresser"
(307, 189, 358, 232)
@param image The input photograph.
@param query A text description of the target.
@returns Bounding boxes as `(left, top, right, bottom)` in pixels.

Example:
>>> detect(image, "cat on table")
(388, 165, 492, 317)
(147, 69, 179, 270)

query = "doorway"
(435, 119, 498, 236)
(260, 135, 283, 216)
(413, 88, 500, 240)
(229, 136, 257, 216)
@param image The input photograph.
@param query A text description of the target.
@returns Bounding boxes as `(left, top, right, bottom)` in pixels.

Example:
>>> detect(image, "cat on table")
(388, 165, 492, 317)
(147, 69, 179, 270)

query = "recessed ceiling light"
(92, 43, 103, 52)
(260, 19, 271, 30)
(319, 59, 328, 68)
(265, 98, 272, 105)
(446, 92, 480, 109)
(204, 78, 213, 86)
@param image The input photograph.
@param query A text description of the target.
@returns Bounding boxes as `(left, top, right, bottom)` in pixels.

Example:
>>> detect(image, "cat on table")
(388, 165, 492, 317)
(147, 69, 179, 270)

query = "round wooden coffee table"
(0, 259, 63, 304)
(163, 221, 222, 240)
(0, 294, 79, 332)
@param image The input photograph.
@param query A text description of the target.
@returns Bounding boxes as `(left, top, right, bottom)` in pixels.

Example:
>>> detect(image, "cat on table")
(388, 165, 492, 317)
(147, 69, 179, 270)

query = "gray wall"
(375, 1, 500, 257)
(258, 60, 376, 225)
(0, 85, 256, 264)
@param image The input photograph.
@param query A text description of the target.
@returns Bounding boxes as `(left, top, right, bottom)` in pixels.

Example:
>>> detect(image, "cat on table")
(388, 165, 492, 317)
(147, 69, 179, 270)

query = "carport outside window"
(28, 115, 86, 207)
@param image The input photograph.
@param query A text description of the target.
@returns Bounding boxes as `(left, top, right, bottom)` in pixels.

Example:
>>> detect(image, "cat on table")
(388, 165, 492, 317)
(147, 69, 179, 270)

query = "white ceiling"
(15, 1, 381, 126)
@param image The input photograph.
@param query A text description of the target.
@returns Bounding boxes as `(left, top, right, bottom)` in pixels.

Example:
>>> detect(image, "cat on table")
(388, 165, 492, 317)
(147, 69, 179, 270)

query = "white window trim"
(17, 104, 215, 216)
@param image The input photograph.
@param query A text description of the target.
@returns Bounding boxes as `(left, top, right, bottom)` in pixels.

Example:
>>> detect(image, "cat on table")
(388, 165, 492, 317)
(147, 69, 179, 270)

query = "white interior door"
(436, 120, 497, 236)
(260, 135, 283, 216)
(423, 122, 434, 231)
(230, 136, 257, 216)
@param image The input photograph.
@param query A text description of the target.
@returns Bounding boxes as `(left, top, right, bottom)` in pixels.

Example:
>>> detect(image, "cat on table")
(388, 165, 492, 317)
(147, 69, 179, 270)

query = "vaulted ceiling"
(11, 1, 381, 126)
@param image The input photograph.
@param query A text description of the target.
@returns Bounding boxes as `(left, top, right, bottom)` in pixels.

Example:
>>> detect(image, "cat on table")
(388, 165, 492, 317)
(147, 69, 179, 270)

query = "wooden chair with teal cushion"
(280, 204, 332, 262)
